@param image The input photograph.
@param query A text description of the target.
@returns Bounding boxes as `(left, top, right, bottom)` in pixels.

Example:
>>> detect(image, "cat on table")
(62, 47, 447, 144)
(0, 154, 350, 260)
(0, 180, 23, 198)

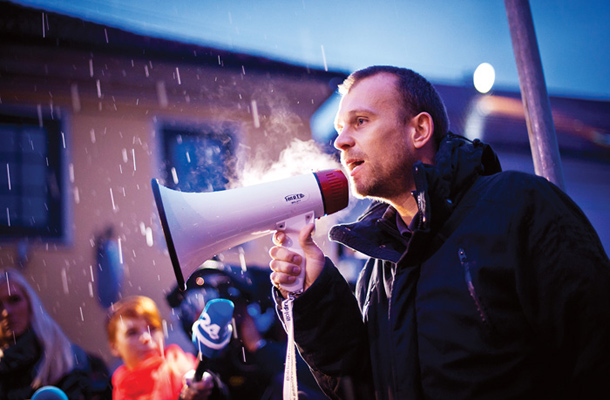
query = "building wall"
(0, 41, 342, 369)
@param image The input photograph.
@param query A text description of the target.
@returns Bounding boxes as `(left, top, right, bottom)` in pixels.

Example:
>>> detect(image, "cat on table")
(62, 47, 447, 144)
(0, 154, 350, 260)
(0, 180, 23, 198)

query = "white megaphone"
(151, 169, 348, 292)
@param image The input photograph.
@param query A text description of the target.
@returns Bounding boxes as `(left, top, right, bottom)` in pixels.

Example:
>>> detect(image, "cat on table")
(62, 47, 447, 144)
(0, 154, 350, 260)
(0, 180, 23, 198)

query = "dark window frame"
(159, 121, 238, 193)
(0, 108, 69, 242)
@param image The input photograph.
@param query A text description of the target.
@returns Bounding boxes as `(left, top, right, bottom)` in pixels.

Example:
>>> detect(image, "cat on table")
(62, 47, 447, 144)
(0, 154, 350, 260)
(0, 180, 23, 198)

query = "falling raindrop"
(96, 80, 102, 98)
(68, 164, 74, 183)
(61, 268, 69, 294)
(132, 149, 136, 171)
(37, 105, 42, 127)
(156, 81, 168, 108)
(109, 188, 116, 211)
(321, 45, 328, 71)
(70, 83, 81, 112)
(162, 320, 168, 338)
(90, 129, 96, 143)
(251, 100, 260, 128)
(6, 164, 11, 191)
(239, 247, 247, 272)
(175, 67, 181, 85)
(145, 227, 153, 247)
(118, 238, 123, 264)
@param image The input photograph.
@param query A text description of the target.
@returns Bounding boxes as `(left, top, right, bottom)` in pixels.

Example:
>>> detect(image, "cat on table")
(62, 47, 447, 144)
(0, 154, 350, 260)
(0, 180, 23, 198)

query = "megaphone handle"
(277, 211, 314, 293)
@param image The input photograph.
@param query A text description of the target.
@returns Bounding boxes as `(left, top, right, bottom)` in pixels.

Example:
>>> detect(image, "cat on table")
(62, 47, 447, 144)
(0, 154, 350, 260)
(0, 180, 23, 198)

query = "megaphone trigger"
(276, 211, 314, 293)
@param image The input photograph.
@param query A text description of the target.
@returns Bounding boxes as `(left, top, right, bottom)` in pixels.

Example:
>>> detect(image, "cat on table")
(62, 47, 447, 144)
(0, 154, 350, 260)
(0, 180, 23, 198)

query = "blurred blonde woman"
(0, 268, 92, 399)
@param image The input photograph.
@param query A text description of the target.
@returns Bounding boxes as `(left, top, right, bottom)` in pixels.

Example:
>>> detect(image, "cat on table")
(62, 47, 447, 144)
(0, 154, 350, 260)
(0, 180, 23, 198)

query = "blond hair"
(0, 268, 75, 389)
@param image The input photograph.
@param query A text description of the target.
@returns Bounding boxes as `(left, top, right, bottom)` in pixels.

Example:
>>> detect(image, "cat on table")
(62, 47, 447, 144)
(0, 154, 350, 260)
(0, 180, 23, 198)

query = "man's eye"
(355, 117, 367, 126)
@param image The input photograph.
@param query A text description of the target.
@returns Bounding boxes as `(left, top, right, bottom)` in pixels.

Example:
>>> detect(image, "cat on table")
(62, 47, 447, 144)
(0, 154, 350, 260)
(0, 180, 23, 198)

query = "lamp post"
(505, 0, 565, 190)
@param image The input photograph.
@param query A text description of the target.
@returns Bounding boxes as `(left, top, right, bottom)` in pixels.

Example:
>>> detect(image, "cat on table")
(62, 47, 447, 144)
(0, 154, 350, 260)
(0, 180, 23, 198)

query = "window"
(160, 122, 237, 193)
(0, 111, 67, 241)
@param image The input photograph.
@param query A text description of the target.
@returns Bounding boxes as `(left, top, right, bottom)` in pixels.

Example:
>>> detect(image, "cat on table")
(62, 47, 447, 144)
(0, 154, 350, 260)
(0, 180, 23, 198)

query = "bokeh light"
(473, 62, 495, 93)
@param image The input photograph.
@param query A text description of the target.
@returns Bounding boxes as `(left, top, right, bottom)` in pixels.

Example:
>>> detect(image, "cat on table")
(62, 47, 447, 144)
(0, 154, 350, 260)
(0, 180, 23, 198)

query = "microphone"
(191, 298, 235, 381)
(31, 386, 68, 400)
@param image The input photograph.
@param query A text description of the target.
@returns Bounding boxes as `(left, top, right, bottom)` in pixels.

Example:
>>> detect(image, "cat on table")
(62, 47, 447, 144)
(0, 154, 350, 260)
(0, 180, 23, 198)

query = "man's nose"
(333, 129, 354, 151)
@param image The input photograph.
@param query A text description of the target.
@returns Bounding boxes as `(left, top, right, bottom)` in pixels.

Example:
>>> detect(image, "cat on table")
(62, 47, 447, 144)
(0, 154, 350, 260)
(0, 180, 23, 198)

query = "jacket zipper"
(458, 248, 488, 323)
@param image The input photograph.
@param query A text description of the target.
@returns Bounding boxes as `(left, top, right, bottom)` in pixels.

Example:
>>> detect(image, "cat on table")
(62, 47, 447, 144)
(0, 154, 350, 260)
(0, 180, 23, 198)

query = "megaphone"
(151, 169, 348, 291)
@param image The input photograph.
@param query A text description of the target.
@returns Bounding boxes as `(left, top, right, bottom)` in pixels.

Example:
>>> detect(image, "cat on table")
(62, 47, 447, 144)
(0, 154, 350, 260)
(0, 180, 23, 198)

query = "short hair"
(0, 268, 75, 389)
(339, 65, 449, 148)
(106, 295, 163, 345)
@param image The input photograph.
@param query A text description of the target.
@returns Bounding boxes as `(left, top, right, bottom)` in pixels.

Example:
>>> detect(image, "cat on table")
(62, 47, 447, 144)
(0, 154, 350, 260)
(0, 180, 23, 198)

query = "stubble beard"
(353, 147, 414, 202)
(352, 163, 409, 202)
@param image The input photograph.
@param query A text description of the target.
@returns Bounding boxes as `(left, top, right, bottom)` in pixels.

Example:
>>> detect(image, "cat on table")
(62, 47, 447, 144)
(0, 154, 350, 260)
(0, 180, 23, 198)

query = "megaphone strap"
(282, 295, 299, 400)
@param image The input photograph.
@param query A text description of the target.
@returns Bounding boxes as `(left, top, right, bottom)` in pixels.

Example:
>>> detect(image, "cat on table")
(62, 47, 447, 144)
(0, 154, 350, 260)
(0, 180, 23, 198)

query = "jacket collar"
(330, 134, 501, 261)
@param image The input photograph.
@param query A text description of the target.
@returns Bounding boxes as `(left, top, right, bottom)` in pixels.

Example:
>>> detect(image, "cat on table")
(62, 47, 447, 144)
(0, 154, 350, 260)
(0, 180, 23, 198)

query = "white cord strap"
(281, 294, 299, 400)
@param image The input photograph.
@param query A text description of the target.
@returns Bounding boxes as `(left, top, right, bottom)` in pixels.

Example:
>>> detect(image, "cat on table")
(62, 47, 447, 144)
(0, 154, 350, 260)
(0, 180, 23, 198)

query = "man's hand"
(269, 222, 325, 298)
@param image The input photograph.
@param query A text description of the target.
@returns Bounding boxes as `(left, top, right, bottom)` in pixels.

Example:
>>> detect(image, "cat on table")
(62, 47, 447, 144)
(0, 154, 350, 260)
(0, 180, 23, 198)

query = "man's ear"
(411, 112, 434, 150)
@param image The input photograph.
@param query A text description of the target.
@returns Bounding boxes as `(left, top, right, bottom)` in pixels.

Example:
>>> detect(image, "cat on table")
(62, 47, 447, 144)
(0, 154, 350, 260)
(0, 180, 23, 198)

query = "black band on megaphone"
(151, 178, 186, 290)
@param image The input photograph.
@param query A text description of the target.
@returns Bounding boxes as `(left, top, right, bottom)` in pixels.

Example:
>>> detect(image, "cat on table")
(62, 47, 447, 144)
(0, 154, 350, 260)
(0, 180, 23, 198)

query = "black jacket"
(284, 135, 610, 400)
(0, 329, 93, 400)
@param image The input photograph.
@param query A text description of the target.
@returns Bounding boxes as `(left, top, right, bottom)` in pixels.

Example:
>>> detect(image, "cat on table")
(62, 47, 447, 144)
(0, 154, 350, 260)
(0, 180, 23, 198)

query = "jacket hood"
(428, 133, 502, 203)
(413, 133, 501, 231)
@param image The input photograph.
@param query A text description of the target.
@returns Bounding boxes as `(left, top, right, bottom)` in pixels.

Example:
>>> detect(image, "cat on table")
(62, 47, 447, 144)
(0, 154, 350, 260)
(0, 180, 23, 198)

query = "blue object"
(96, 237, 123, 308)
(192, 298, 234, 359)
(31, 386, 69, 400)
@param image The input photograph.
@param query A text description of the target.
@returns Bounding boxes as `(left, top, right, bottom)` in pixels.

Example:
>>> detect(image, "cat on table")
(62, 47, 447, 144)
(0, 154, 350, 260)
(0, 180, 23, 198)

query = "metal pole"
(505, 0, 565, 190)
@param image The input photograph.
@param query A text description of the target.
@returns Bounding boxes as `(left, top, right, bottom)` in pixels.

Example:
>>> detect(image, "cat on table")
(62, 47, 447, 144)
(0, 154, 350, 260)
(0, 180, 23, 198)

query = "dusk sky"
(7, 0, 610, 101)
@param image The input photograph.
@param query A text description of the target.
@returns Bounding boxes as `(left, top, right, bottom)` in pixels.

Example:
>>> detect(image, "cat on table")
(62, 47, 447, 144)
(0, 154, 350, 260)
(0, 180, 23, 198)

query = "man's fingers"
(299, 222, 316, 244)
(272, 230, 286, 246)
(269, 246, 302, 266)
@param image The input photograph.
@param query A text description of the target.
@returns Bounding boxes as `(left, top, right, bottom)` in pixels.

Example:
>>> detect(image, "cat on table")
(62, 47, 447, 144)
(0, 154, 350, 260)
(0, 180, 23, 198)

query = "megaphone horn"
(151, 169, 348, 290)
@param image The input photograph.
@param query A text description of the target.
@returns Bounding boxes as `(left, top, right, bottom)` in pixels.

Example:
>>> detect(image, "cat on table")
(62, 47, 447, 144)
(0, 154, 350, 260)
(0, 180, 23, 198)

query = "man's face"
(110, 316, 164, 369)
(334, 73, 417, 201)
(0, 282, 31, 341)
